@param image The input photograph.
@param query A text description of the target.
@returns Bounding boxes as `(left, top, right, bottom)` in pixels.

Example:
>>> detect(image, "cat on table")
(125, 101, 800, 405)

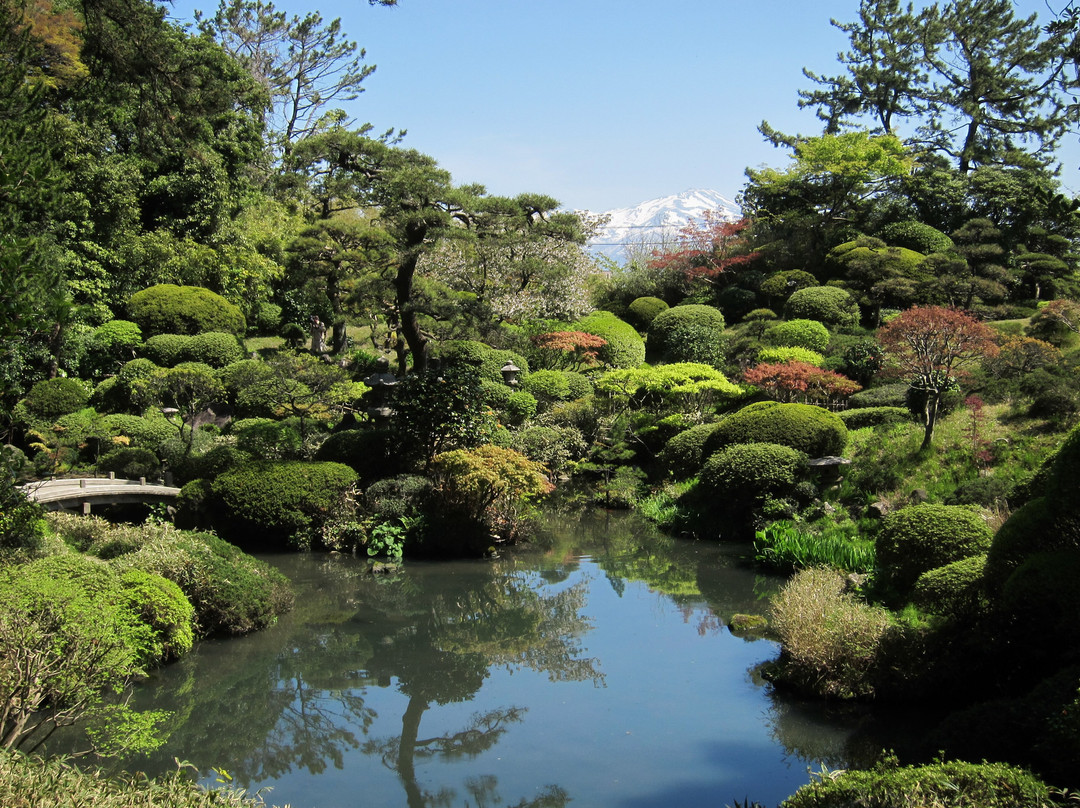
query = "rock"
(728, 613, 768, 638)
(867, 500, 891, 519)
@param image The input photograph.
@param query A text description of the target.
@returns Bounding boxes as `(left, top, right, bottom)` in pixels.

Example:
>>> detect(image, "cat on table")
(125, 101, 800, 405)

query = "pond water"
(99, 510, 917, 808)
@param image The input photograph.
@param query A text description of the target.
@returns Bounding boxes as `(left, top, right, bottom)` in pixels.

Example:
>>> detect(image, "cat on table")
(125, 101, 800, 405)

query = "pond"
(96, 510, 921, 808)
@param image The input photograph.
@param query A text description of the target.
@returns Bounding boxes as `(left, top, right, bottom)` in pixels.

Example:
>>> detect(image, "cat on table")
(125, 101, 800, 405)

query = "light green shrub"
(784, 285, 861, 328)
(142, 333, 192, 367)
(128, 284, 245, 336)
(184, 331, 245, 368)
(573, 311, 645, 368)
(707, 401, 847, 457)
(912, 554, 988, 616)
(659, 421, 725, 479)
(838, 406, 910, 429)
(877, 504, 993, 593)
(756, 346, 825, 366)
(700, 442, 807, 504)
(764, 318, 831, 352)
(437, 340, 530, 384)
(505, 390, 538, 424)
(647, 304, 727, 365)
(625, 296, 669, 330)
(102, 413, 175, 451)
(877, 220, 954, 254)
(847, 382, 908, 409)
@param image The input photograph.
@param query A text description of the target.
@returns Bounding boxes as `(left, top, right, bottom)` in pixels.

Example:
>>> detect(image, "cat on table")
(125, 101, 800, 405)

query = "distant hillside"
(587, 189, 740, 262)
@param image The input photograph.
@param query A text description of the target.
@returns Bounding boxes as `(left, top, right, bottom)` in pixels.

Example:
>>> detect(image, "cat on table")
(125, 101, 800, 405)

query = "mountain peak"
(586, 189, 740, 261)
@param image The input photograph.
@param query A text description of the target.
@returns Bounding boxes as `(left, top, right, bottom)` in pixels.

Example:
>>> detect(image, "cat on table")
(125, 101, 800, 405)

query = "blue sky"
(168, 0, 1080, 212)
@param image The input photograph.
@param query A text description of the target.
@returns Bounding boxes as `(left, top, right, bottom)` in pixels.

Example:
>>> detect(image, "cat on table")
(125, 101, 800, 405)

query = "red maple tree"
(648, 213, 759, 286)
(530, 330, 608, 371)
(743, 361, 861, 407)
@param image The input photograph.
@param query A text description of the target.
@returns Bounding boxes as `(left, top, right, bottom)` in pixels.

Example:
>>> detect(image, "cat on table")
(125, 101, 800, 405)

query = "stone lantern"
(500, 361, 521, 387)
(363, 357, 398, 422)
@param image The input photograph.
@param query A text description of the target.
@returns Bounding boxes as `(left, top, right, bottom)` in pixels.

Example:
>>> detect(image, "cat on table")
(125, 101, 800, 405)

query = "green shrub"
(480, 379, 512, 409)
(184, 331, 246, 368)
(364, 474, 434, 523)
(708, 401, 848, 457)
(102, 413, 175, 451)
(1, 469, 46, 561)
(659, 421, 726, 479)
(22, 377, 91, 421)
(142, 333, 192, 367)
(769, 567, 892, 699)
(1000, 550, 1080, 647)
(847, 382, 908, 408)
(210, 461, 359, 548)
(784, 285, 861, 328)
(743, 307, 779, 323)
(505, 390, 538, 424)
(250, 301, 282, 335)
(91, 358, 160, 414)
(754, 519, 876, 575)
(117, 528, 293, 636)
(231, 417, 302, 460)
(700, 442, 807, 505)
(877, 220, 955, 254)
(780, 756, 1052, 808)
(838, 406, 910, 429)
(759, 269, 819, 303)
(625, 296, 669, 330)
(522, 369, 572, 402)
(315, 428, 400, 483)
(437, 340, 530, 384)
(946, 475, 1012, 507)
(510, 425, 587, 473)
(877, 504, 993, 594)
(573, 311, 645, 368)
(117, 567, 196, 662)
(912, 554, 988, 616)
(97, 447, 161, 480)
(647, 304, 727, 365)
(756, 345, 825, 366)
(86, 320, 143, 376)
(764, 318, 831, 353)
(128, 284, 245, 337)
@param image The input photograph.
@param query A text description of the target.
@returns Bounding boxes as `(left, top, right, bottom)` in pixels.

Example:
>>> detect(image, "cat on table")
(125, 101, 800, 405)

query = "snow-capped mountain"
(586, 189, 740, 262)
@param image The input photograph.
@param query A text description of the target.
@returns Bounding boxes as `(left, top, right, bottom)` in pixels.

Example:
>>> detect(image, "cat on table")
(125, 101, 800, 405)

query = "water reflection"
(72, 510, 908, 808)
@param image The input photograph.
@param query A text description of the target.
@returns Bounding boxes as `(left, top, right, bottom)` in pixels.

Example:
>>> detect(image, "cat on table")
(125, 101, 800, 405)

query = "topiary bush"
(877, 220, 955, 254)
(101, 413, 175, 452)
(142, 334, 192, 368)
(183, 332, 245, 368)
(763, 318, 831, 353)
(707, 401, 847, 457)
(756, 346, 826, 367)
(116, 567, 196, 663)
(210, 460, 359, 549)
(699, 442, 807, 504)
(780, 756, 1052, 808)
(573, 311, 645, 368)
(847, 382, 909, 409)
(315, 428, 401, 484)
(838, 406, 910, 429)
(912, 554, 988, 616)
(85, 320, 143, 377)
(128, 284, 245, 337)
(436, 340, 530, 384)
(659, 421, 726, 479)
(504, 390, 538, 425)
(876, 504, 993, 595)
(21, 377, 91, 422)
(97, 447, 161, 480)
(646, 304, 727, 366)
(784, 285, 861, 328)
(625, 296, 669, 331)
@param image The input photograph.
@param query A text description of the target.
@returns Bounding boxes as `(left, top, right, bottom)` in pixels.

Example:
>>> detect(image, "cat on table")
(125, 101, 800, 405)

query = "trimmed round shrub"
(784, 286, 860, 328)
(184, 331, 245, 368)
(102, 413, 175, 451)
(659, 421, 725, 479)
(573, 311, 645, 368)
(142, 334, 192, 367)
(1000, 550, 1080, 651)
(764, 318, 830, 353)
(647, 304, 727, 365)
(847, 382, 909, 409)
(759, 269, 818, 303)
(89, 357, 162, 414)
(97, 447, 161, 480)
(250, 301, 282, 334)
(521, 369, 571, 402)
(505, 390, 538, 424)
(316, 428, 401, 484)
(707, 401, 847, 457)
(625, 296, 669, 331)
(743, 308, 779, 323)
(912, 554, 988, 616)
(510, 424, 587, 473)
(876, 504, 993, 593)
(128, 284, 245, 336)
(700, 442, 806, 502)
(838, 406, 910, 429)
(480, 379, 512, 409)
(756, 346, 825, 367)
(878, 220, 954, 254)
(437, 340, 530, 384)
(210, 461, 359, 548)
(781, 757, 1052, 808)
(117, 567, 196, 662)
(22, 377, 91, 421)
(117, 529, 293, 636)
(232, 418, 302, 460)
(85, 319, 143, 376)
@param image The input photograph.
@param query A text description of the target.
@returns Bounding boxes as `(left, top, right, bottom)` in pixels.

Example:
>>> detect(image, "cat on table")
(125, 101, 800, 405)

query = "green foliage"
(97, 447, 161, 480)
(128, 284, 246, 336)
(784, 285, 861, 328)
(596, 363, 744, 417)
(102, 413, 175, 451)
(878, 220, 955, 254)
(230, 418, 302, 461)
(184, 332, 246, 368)
(780, 756, 1052, 808)
(142, 334, 192, 367)
(116, 527, 294, 636)
(437, 340, 531, 384)
(838, 406, 911, 429)
(876, 504, 993, 594)
(912, 554, 988, 616)
(848, 382, 909, 408)
(21, 377, 91, 422)
(699, 442, 808, 509)
(646, 304, 727, 366)
(572, 310, 645, 368)
(757, 346, 826, 366)
(86, 320, 144, 377)
(658, 421, 725, 479)
(315, 428, 400, 483)
(521, 369, 592, 404)
(210, 461, 359, 548)
(0, 466, 46, 561)
(755, 519, 876, 575)
(117, 568, 196, 663)
(625, 296, 669, 330)
(504, 390, 538, 424)
(759, 270, 819, 304)
(764, 318, 831, 353)
(769, 567, 893, 699)
(510, 425, 587, 474)
(708, 401, 848, 457)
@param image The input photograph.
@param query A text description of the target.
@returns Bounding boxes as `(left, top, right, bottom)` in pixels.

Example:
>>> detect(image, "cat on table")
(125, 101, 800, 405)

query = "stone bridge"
(19, 476, 182, 515)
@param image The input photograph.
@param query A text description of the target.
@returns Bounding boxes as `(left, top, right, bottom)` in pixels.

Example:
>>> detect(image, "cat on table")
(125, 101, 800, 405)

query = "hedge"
(838, 406, 910, 429)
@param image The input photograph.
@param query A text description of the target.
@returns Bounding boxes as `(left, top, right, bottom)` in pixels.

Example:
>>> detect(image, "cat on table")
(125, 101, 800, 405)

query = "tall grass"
(754, 520, 876, 575)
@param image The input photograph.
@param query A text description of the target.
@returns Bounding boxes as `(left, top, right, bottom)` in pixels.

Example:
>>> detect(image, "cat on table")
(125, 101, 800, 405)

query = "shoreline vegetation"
(4, 0, 1080, 803)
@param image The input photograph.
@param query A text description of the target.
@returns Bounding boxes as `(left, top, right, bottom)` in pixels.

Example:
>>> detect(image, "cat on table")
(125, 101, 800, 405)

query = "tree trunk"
(920, 390, 940, 452)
